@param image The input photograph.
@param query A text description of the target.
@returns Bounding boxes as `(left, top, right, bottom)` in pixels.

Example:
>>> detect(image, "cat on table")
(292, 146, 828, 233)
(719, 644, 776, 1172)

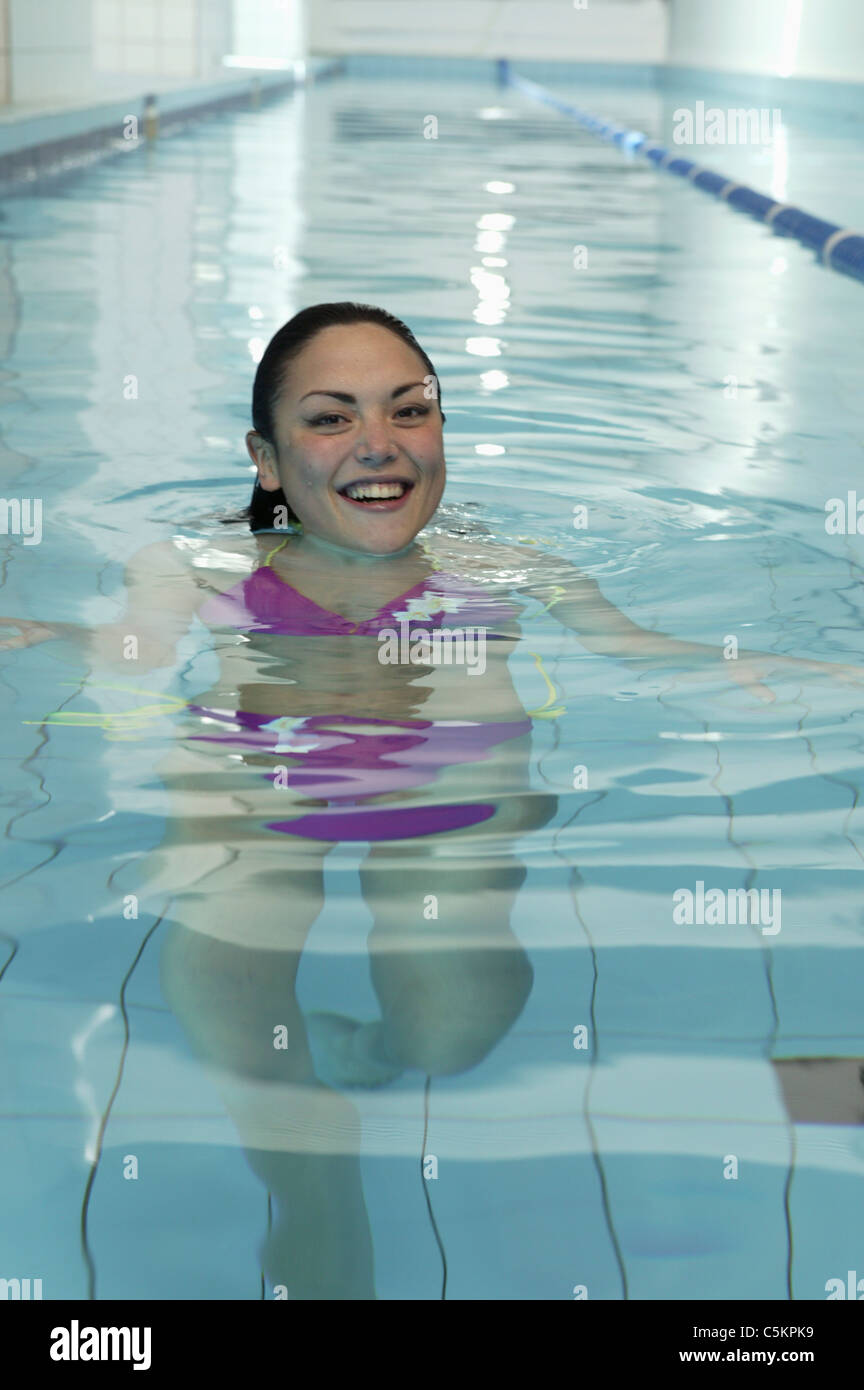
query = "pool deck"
(0, 57, 345, 184)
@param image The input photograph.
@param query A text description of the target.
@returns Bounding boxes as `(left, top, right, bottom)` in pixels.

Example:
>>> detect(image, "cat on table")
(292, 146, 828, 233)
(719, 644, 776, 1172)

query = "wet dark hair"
(227, 301, 445, 532)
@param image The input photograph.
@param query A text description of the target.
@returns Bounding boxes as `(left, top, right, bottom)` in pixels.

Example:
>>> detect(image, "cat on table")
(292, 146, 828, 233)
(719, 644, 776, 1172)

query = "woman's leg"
(157, 839, 378, 1300)
(347, 793, 557, 1079)
(359, 845, 533, 1077)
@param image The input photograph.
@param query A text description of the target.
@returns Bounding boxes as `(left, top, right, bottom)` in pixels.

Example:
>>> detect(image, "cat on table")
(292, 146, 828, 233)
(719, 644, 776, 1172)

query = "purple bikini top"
(197, 565, 520, 637)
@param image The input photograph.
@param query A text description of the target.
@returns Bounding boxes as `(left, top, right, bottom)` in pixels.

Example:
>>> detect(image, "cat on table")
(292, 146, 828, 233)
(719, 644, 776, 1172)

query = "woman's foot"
(305, 1012, 404, 1089)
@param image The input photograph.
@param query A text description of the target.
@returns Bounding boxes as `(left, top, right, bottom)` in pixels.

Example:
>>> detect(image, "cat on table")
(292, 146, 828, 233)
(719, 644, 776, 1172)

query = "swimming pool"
(2, 63, 864, 1301)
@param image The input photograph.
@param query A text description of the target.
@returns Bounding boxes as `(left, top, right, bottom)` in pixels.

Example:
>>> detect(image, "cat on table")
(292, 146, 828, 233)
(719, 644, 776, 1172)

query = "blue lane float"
(497, 60, 864, 287)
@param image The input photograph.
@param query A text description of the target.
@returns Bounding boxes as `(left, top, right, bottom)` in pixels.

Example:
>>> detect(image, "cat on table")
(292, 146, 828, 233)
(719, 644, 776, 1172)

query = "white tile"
(591, 1139, 791, 1300)
(438, 1156, 623, 1299)
(92, 0, 122, 40)
(0, 1118, 93, 1299)
(123, 1, 158, 44)
(788, 1136, 864, 1299)
(589, 1054, 788, 1125)
(158, 1, 196, 44)
(92, 39, 123, 71)
(10, 0, 90, 50)
(154, 44, 198, 79)
(360, 1146, 446, 1299)
(119, 40, 158, 74)
(10, 50, 93, 102)
(86, 1136, 264, 1298)
(0, 996, 124, 1124)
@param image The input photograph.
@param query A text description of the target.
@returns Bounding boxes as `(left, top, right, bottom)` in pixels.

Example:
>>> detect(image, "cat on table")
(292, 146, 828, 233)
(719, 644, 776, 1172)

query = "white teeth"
(344, 482, 408, 500)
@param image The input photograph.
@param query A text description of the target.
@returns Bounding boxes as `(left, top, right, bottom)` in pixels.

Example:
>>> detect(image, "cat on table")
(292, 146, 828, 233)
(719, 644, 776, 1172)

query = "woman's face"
(250, 322, 446, 556)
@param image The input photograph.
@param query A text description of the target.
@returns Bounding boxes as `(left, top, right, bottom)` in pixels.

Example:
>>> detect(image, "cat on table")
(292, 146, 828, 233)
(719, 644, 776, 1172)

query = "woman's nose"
(354, 428, 398, 465)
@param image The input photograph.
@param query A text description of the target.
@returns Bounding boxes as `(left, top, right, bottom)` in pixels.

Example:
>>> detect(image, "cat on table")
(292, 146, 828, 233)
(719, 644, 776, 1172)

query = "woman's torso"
(181, 530, 531, 724)
(131, 530, 552, 852)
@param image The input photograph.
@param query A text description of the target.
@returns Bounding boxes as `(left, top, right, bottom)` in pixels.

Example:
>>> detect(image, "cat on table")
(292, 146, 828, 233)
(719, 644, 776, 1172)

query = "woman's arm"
(0, 540, 203, 672)
(516, 553, 864, 700)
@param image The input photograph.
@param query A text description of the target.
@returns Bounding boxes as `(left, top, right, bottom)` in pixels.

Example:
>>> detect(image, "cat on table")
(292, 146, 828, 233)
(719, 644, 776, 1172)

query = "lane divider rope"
(498, 61, 864, 286)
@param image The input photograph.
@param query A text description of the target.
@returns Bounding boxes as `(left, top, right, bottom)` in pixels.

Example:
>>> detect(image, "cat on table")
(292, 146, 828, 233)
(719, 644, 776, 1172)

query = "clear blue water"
(2, 70, 864, 1301)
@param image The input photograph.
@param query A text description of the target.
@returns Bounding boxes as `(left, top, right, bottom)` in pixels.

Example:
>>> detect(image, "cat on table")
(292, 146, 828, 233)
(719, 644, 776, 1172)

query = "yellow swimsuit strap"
(264, 535, 290, 566)
(530, 585, 568, 615)
(525, 650, 567, 719)
(24, 662, 566, 734)
(22, 542, 567, 732)
(417, 539, 567, 718)
(21, 682, 192, 740)
(418, 536, 447, 571)
(19, 539, 293, 736)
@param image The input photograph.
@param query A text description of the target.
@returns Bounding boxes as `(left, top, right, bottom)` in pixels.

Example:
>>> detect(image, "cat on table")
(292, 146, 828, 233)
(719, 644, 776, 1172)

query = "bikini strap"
(22, 682, 191, 740)
(418, 536, 447, 570)
(525, 651, 567, 719)
(263, 535, 290, 566)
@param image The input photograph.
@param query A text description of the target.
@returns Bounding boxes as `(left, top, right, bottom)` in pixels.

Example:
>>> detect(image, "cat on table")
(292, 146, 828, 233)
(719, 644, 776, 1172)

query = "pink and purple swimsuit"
(190, 563, 530, 841)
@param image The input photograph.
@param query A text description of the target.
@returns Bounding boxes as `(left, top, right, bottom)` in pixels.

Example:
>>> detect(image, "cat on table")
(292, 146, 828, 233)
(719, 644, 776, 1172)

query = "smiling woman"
(235, 301, 447, 544)
(3, 253, 863, 1302)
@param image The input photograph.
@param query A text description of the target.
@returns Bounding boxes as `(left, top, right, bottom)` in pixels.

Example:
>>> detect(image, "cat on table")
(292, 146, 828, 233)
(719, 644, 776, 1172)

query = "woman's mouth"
(336, 478, 416, 511)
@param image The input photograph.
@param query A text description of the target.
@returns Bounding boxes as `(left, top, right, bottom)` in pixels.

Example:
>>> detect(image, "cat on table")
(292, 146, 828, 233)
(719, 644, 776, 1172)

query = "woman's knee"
(373, 946, 534, 1076)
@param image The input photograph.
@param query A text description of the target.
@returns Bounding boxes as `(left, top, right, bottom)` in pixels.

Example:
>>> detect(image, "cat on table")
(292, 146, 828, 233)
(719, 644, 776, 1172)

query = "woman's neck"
(276, 531, 427, 573)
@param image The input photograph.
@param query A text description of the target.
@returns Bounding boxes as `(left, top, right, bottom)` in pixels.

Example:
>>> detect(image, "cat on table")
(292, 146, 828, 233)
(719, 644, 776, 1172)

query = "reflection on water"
(132, 522, 556, 1299)
(2, 71, 864, 1301)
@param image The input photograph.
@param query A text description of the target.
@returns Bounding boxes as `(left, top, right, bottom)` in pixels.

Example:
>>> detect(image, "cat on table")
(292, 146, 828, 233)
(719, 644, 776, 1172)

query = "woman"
(3, 303, 861, 1297)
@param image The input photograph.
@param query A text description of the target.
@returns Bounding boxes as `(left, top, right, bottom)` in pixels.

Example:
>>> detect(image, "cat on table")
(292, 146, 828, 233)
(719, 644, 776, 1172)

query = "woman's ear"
(246, 430, 282, 493)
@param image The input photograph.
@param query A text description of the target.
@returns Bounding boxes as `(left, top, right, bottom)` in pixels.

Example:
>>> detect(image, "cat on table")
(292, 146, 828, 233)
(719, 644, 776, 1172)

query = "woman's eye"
(307, 405, 429, 427)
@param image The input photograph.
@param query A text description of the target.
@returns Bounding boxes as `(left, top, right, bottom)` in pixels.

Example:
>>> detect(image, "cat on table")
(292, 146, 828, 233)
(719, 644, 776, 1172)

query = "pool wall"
(4, 50, 864, 194)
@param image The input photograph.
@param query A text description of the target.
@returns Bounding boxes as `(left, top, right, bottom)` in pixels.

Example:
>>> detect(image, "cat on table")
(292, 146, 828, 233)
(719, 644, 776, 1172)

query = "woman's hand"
(786, 656, 864, 685)
(668, 653, 864, 705)
(0, 542, 202, 667)
(0, 617, 74, 652)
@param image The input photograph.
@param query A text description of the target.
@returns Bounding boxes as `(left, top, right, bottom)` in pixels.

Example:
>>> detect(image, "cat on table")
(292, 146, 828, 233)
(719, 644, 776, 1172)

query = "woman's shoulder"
(424, 530, 573, 589)
(151, 529, 284, 595)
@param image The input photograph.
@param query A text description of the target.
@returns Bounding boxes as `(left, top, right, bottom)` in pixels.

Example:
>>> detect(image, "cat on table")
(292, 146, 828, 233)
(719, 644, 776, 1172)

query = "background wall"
(92, 0, 200, 80)
(3, 0, 305, 107)
(6, 0, 222, 102)
(666, 0, 864, 83)
(4, 0, 864, 112)
(0, 0, 8, 103)
(232, 0, 306, 67)
(307, 0, 668, 64)
(8, 0, 93, 103)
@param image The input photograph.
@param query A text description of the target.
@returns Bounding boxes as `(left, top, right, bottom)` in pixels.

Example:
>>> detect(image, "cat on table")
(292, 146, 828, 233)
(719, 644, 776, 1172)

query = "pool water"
(2, 68, 864, 1301)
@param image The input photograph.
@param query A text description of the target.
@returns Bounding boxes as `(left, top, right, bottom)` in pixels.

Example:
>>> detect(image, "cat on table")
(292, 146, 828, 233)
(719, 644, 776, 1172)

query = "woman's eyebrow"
(299, 381, 426, 403)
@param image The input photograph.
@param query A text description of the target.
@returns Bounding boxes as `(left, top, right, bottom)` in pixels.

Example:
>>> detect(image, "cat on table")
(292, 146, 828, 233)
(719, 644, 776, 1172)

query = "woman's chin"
(305, 526, 416, 558)
(352, 535, 416, 557)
